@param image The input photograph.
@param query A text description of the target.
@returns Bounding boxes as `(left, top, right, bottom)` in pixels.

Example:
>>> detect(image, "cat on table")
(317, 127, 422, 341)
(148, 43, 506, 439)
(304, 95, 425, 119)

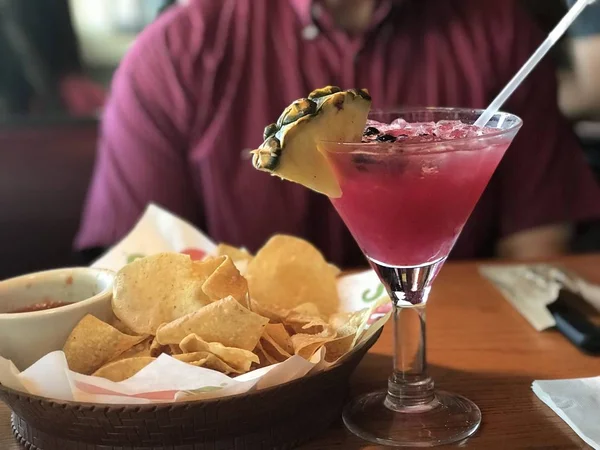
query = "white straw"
(474, 0, 596, 127)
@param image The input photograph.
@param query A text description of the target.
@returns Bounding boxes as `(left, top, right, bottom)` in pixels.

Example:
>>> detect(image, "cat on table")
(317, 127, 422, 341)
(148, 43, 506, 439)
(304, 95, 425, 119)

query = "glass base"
(343, 390, 481, 447)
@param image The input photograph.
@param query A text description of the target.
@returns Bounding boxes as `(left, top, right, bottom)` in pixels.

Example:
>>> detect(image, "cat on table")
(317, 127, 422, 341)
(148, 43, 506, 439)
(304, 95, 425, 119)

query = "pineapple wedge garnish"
(251, 86, 371, 198)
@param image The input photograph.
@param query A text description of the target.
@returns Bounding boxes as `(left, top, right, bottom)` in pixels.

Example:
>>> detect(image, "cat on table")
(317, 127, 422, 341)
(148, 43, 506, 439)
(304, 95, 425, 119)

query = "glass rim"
(319, 107, 523, 153)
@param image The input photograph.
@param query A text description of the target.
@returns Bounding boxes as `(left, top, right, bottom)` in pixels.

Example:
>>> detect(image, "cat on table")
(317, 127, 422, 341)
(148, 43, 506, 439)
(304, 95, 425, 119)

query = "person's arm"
(497, 224, 572, 259)
(75, 7, 202, 250)
(558, 0, 600, 118)
(559, 35, 600, 118)
(489, 2, 600, 259)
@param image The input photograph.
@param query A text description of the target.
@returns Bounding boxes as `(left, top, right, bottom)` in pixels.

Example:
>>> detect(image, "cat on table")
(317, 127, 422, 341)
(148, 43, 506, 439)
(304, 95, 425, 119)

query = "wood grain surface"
(2, 255, 599, 449)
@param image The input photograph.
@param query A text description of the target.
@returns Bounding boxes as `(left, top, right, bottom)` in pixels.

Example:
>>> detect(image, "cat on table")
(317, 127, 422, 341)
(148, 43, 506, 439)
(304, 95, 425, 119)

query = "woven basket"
(0, 329, 380, 450)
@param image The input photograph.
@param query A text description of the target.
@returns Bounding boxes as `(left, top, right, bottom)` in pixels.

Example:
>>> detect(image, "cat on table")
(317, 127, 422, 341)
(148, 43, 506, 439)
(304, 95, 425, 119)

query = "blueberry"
(352, 154, 376, 165)
(376, 134, 397, 142)
(363, 126, 380, 137)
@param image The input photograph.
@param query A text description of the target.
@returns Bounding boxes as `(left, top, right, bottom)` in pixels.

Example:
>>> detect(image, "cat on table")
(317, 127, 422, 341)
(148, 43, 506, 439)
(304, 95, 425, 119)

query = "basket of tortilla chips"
(0, 234, 388, 450)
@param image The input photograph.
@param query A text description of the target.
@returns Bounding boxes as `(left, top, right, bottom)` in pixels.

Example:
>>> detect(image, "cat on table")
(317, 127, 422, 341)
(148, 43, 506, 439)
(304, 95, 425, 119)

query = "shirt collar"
(289, 0, 393, 30)
(289, 0, 315, 27)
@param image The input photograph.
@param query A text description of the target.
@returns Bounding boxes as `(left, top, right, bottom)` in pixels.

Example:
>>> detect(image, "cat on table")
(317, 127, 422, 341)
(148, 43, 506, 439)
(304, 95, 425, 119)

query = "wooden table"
(2, 255, 600, 449)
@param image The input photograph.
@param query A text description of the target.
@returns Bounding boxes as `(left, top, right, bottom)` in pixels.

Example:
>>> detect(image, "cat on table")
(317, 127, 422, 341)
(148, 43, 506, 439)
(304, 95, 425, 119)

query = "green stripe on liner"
(362, 284, 385, 303)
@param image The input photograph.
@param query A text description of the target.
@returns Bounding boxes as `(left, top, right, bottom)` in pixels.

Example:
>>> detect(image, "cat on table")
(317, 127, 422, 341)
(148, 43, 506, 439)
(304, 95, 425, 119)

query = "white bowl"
(0, 268, 115, 370)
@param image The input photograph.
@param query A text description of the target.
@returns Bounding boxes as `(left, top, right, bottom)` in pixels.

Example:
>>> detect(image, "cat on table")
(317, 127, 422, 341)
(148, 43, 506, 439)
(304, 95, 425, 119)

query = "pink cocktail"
(326, 120, 511, 267)
(320, 109, 522, 447)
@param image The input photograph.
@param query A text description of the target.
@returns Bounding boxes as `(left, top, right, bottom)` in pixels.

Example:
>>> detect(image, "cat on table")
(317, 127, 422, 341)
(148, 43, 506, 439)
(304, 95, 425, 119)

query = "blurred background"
(0, 0, 166, 278)
(0, 0, 599, 279)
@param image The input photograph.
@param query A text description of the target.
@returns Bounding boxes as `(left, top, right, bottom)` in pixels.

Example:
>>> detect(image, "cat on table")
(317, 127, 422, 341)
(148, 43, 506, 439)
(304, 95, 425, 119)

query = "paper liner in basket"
(0, 204, 390, 404)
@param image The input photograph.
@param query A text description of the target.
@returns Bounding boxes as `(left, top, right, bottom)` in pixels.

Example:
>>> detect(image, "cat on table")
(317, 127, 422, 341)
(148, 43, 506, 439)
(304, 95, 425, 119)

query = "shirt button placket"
(344, 42, 363, 89)
(302, 24, 320, 41)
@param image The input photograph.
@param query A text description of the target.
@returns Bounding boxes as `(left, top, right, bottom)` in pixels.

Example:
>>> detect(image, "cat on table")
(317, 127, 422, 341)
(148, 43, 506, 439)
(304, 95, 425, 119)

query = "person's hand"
(59, 74, 107, 117)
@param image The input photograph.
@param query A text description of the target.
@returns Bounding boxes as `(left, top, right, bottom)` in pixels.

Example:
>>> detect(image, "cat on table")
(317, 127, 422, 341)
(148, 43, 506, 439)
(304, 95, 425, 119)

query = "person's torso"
(177, 0, 512, 266)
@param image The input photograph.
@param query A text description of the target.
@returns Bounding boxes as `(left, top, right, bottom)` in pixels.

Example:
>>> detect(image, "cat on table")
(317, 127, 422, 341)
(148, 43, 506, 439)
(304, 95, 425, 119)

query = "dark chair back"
(0, 118, 98, 279)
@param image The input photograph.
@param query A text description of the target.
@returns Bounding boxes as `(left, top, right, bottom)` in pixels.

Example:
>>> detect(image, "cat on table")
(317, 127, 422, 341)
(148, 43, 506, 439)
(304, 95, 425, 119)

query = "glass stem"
(370, 259, 444, 412)
(385, 301, 435, 411)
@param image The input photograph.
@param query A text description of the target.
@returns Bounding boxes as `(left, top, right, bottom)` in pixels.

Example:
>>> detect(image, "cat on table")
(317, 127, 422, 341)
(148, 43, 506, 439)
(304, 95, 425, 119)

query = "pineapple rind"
(252, 86, 371, 197)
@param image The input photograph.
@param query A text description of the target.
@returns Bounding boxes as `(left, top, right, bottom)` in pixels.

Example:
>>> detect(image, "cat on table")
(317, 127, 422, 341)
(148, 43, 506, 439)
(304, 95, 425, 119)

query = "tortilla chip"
(260, 337, 291, 362)
(179, 334, 259, 372)
(168, 344, 183, 355)
(174, 352, 240, 374)
(284, 303, 330, 335)
(193, 255, 225, 277)
(291, 302, 323, 318)
(249, 298, 287, 323)
(173, 351, 210, 364)
(145, 338, 169, 357)
(291, 332, 335, 360)
(63, 315, 146, 375)
(215, 244, 253, 275)
(110, 337, 153, 362)
(253, 342, 269, 367)
(263, 323, 294, 355)
(328, 263, 342, 277)
(216, 243, 252, 263)
(201, 256, 248, 306)
(255, 341, 280, 366)
(246, 235, 340, 316)
(291, 308, 369, 362)
(156, 296, 268, 351)
(113, 253, 216, 335)
(329, 308, 369, 336)
(323, 334, 356, 362)
(324, 309, 370, 362)
(93, 357, 155, 382)
(109, 317, 138, 336)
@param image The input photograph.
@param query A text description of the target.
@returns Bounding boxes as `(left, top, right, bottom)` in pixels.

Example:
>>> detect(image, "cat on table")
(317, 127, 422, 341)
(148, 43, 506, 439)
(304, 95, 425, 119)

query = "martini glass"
(319, 108, 522, 447)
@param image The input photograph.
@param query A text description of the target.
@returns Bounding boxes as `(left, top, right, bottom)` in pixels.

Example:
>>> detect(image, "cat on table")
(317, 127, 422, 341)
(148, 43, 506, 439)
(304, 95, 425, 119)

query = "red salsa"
(8, 300, 72, 313)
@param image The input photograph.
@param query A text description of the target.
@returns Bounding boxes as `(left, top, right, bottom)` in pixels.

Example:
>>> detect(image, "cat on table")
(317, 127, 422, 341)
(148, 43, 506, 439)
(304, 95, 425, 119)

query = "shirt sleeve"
(491, 1, 600, 239)
(75, 7, 201, 250)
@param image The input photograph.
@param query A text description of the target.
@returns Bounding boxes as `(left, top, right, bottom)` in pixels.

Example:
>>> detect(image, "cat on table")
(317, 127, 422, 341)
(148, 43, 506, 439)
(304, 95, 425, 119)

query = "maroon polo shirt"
(76, 0, 600, 267)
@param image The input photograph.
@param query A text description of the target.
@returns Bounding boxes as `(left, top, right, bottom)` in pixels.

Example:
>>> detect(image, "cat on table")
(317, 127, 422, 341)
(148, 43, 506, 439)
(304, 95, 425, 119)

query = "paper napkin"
(532, 377, 600, 449)
(479, 264, 600, 331)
